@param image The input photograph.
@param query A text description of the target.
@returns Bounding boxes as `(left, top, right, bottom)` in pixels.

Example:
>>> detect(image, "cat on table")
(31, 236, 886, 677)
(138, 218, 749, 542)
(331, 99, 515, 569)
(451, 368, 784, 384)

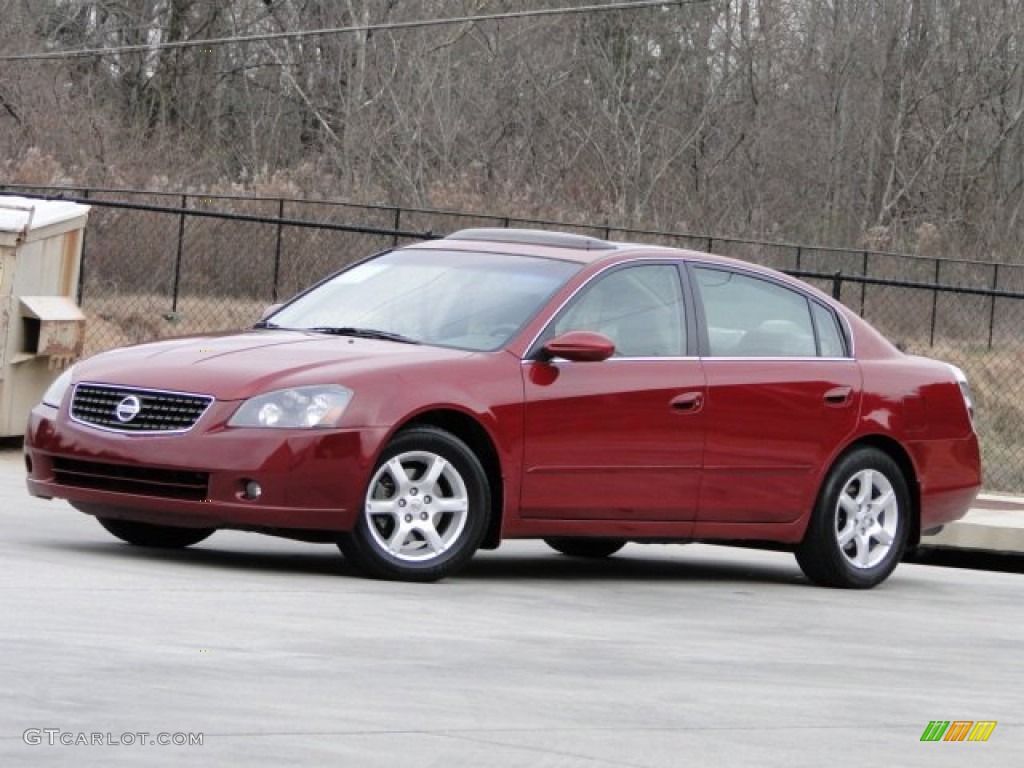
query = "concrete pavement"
(1, 446, 1022, 766)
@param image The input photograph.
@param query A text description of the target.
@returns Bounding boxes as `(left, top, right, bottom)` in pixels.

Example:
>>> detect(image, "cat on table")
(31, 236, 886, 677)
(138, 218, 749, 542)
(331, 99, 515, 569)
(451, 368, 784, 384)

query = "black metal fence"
(3, 184, 1022, 491)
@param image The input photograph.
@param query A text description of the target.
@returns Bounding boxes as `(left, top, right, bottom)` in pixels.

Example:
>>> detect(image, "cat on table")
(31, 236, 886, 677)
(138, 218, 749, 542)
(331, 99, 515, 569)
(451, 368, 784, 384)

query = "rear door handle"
(824, 386, 853, 406)
(670, 391, 704, 412)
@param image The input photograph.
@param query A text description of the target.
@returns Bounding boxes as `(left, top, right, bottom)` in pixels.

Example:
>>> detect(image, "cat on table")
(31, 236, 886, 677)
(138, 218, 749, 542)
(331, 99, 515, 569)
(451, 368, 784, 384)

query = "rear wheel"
(796, 447, 910, 589)
(338, 427, 490, 582)
(97, 517, 214, 549)
(544, 538, 626, 559)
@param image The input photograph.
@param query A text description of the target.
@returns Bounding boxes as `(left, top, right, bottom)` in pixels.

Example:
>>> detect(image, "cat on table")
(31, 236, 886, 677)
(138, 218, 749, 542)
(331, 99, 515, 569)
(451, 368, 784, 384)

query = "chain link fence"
(3, 184, 1022, 491)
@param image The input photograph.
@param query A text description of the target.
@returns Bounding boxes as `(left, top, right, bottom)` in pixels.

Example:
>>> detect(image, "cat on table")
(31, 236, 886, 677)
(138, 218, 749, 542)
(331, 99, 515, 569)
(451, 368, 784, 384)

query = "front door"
(521, 263, 706, 521)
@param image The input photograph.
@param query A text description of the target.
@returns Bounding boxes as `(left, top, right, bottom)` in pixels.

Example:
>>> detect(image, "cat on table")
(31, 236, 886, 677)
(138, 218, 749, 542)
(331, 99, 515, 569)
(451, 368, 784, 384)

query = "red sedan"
(25, 229, 981, 587)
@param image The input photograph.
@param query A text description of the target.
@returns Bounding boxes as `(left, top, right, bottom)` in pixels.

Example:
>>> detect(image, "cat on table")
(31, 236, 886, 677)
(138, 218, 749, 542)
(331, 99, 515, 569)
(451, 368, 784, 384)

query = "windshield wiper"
(307, 326, 421, 344)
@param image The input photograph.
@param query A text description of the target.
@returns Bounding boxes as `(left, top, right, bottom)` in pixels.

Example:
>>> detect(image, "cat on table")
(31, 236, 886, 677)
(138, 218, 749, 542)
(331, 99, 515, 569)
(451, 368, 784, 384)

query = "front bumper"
(25, 403, 388, 532)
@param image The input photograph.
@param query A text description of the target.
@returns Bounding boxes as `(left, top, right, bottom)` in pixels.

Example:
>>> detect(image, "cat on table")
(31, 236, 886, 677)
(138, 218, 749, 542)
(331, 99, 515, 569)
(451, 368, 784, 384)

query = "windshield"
(265, 248, 581, 351)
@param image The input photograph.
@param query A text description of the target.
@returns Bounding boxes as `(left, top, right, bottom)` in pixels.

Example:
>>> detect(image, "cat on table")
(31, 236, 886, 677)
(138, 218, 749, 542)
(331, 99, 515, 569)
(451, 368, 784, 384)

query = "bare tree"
(2, 0, 1023, 260)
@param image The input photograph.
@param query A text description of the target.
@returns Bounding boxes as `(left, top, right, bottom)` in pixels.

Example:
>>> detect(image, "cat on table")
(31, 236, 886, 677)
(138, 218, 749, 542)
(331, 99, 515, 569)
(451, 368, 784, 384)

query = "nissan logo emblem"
(114, 395, 142, 423)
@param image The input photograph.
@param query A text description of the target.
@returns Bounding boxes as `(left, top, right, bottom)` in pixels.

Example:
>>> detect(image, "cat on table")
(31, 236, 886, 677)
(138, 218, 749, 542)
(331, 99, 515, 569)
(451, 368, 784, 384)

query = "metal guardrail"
(788, 269, 1024, 349)
(4, 182, 1024, 288)
(11, 192, 439, 306)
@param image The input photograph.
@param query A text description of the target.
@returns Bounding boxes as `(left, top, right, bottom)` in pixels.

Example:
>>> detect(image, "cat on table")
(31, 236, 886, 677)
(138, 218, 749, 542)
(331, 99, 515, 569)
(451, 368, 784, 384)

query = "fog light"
(243, 480, 262, 500)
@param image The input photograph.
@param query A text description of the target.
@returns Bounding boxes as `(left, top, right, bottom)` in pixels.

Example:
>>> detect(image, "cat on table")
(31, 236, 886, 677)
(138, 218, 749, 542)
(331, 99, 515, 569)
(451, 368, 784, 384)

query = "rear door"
(690, 265, 861, 524)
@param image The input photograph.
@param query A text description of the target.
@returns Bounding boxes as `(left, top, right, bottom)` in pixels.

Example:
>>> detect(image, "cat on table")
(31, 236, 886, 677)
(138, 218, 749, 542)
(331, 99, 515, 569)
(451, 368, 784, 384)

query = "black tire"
(97, 517, 215, 549)
(796, 447, 911, 589)
(544, 538, 626, 559)
(338, 426, 490, 582)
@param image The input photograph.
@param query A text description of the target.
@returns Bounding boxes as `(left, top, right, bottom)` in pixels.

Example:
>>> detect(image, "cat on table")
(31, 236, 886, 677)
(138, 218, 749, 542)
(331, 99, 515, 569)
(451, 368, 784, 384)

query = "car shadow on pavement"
(462, 550, 808, 586)
(32, 538, 811, 585)
(903, 546, 1024, 575)
(33, 538, 351, 577)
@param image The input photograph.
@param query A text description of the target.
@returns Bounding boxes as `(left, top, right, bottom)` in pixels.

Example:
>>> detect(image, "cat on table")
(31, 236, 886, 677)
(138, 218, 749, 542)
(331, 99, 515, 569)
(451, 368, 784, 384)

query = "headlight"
(41, 366, 76, 408)
(228, 385, 353, 429)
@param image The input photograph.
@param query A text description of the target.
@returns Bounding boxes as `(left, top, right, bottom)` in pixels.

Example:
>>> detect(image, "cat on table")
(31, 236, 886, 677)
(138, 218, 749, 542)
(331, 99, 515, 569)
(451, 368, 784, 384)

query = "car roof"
(405, 227, 785, 273)
(401, 228, 896, 359)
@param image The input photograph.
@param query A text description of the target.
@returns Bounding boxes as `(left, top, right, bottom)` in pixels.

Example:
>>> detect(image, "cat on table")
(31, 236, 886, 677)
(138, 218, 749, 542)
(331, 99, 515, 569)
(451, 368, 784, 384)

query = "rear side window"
(694, 268, 816, 357)
(811, 302, 848, 357)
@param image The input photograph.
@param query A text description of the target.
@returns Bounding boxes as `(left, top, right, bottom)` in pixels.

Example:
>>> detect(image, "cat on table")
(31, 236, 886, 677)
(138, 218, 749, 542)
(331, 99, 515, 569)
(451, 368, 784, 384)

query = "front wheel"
(338, 427, 490, 582)
(97, 517, 215, 548)
(796, 447, 911, 589)
(545, 538, 626, 559)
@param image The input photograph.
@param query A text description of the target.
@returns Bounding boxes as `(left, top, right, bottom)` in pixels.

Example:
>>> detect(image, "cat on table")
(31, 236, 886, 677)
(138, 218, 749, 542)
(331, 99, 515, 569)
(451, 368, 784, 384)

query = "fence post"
(77, 188, 90, 306)
(987, 263, 1000, 350)
(929, 260, 940, 347)
(171, 194, 187, 313)
(707, 236, 714, 253)
(795, 246, 802, 271)
(860, 251, 869, 315)
(392, 207, 402, 246)
(832, 271, 843, 300)
(272, 198, 285, 302)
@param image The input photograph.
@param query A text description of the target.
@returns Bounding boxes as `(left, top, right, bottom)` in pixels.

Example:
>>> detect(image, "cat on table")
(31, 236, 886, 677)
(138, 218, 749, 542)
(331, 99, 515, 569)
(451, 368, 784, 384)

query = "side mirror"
(259, 303, 283, 322)
(542, 331, 615, 362)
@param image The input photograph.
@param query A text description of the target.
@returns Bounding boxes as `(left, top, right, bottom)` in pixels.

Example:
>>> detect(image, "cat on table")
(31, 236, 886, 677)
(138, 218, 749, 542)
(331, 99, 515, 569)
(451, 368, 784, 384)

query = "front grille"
(52, 457, 210, 501)
(71, 383, 213, 433)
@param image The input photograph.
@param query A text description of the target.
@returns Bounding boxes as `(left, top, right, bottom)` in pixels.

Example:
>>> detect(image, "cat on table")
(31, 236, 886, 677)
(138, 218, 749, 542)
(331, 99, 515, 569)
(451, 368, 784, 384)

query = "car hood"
(74, 330, 475, 400)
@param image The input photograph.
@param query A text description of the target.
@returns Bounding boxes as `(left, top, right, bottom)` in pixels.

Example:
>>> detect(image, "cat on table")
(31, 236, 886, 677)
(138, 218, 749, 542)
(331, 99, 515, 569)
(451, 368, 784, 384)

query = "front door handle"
(670, 391, 704, 413)
(824, 386, 853, 406)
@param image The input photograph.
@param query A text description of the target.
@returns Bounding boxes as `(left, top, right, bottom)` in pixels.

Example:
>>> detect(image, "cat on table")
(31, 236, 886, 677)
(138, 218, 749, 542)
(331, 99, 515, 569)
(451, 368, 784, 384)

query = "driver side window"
(551, 265, 687, 357)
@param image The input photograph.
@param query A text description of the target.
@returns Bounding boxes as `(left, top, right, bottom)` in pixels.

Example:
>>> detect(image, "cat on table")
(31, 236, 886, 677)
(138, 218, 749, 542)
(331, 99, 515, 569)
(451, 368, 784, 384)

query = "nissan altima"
(25, 228, 982, 587)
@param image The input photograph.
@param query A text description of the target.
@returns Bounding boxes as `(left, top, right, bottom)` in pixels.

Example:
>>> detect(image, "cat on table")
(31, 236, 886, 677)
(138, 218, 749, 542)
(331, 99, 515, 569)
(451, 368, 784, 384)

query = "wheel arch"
(827, 435, 922, 548)
(399, 409, 504, 550)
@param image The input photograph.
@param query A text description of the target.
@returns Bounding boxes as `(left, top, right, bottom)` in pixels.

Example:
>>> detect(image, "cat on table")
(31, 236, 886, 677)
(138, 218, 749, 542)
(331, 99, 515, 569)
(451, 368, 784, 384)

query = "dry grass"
(81, 294, 267, 357)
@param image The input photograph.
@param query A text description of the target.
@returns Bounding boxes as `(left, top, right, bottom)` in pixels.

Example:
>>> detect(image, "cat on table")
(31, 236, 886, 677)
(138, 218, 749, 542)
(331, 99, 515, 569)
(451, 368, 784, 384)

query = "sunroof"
(445, 228, 616, 251)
